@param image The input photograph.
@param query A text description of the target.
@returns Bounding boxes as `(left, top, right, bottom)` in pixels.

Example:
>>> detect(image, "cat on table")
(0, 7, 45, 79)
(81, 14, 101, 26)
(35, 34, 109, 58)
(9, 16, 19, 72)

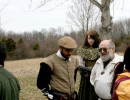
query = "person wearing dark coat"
(0, 42, 20, 100)
(77, 30, 101, 100)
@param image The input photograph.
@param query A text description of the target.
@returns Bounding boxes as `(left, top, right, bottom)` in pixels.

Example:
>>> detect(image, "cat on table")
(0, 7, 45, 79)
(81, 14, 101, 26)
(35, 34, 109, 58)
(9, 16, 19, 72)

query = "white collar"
(56, 50, 71, 61)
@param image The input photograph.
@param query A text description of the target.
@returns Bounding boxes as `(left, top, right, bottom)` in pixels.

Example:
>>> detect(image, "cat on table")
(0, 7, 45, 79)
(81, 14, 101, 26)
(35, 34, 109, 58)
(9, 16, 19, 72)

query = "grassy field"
(4, 57, 80, 100)
(5, 58, 47, 100)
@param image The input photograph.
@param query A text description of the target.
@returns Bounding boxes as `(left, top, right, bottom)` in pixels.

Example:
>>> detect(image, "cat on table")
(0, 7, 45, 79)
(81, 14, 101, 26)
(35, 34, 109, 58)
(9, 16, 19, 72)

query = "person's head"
(82, 30, 101, 48)
(58, 36, 77, 59)
(123, 45, 130, 72)
(0, 42, 6, 66)
(99, 40, 115, 62)
(111, 45, 130, 94)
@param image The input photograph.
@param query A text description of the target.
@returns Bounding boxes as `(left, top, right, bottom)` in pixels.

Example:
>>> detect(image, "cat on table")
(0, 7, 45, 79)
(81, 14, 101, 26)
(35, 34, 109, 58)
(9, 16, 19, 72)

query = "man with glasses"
(90, 40, 123, 100)
(37, 36, 79, 100)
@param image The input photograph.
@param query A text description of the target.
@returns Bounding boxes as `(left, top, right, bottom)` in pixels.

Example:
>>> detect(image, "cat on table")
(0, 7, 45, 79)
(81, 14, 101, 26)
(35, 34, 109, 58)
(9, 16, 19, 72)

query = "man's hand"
(41, 87, 49, 96)
(41, 87, 53, 99)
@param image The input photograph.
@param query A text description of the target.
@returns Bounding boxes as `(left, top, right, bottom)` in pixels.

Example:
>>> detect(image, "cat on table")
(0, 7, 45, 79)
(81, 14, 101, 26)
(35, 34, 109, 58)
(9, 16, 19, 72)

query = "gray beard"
(101, 55, 110, 62)
(101, 51, 113, 62)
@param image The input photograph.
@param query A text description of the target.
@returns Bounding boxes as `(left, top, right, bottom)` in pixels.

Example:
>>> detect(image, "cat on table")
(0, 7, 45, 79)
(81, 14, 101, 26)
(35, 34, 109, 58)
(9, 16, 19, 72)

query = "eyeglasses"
(99, 48, 108, 52)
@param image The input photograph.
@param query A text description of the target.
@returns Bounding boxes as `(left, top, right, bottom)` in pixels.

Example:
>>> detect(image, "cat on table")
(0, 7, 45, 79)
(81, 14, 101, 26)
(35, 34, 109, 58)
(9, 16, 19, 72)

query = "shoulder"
(116, 79, 130, 94)
(0, 67, 15, 78)
(95, 57, 102, 65)
(71, 55, 78, 62)
(114, 53, 123, 62)
(43, 54, 57, 63)
(43, 53, 59, 70)
(70, 55, 79, 68)
(77, 46, 87, 53)
(0, 68, 19, 85)
(44, 53, 56, 60)
(92, 58, 102, 70)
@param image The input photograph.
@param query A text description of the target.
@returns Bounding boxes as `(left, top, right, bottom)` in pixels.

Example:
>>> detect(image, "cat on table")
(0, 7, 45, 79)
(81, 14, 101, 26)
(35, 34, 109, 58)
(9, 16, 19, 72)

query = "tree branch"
(0, 1, 9, 12)
(89, 0, 102, 10)
(31, 0, 68, 11)
(110, 0, 115, 3)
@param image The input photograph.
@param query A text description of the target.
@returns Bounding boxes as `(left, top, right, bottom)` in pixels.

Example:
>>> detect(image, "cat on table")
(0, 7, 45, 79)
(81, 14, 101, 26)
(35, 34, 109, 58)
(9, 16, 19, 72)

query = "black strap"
(50, 90, 68, 98)
(50, 90, 77, 99)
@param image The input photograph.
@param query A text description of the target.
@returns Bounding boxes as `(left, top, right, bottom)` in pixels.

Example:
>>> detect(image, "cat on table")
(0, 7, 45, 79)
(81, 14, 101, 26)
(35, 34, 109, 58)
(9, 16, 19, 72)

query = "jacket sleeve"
(37, 62, 52, 90)
(90, 65, 96, 86)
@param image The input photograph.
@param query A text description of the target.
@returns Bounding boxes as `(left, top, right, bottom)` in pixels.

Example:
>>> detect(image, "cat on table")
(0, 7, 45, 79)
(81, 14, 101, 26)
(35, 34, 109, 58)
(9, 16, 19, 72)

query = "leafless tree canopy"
(67, 0, 100, 37)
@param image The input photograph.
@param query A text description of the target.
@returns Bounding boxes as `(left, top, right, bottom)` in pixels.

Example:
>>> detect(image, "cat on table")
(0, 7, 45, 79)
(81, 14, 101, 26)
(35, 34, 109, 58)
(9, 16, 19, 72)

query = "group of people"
(37, 30, 130, 100)
(0, 29, 130, 100)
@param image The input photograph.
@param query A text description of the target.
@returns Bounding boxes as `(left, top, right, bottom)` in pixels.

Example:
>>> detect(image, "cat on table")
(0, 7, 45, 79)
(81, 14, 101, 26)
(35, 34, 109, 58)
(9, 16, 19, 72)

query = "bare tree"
(67, 0, 100, 37)
(30, 0, 69, 11)
(0, 1, 9, 29)
(89, 0, 114, 39)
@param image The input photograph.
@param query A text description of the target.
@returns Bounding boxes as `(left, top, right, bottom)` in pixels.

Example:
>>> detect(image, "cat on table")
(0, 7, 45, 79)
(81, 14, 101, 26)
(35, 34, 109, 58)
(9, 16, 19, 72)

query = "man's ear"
(59, 46, 62, 51)
(112, 47, 115, 52)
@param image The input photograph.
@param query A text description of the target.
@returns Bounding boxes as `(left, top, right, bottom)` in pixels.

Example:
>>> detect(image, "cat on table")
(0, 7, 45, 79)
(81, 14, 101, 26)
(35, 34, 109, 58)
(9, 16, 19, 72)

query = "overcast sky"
(0, 0, 130, 33)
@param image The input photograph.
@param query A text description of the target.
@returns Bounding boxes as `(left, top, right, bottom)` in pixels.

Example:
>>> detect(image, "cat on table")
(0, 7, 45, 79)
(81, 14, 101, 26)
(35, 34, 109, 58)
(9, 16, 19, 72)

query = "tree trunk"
(89, 0, 113, 39)
(101, 0, 112, 39)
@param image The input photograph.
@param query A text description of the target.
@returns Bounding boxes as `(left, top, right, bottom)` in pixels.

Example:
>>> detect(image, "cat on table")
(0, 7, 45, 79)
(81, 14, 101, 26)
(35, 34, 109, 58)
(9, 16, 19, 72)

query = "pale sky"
(0, 0, 130, 33)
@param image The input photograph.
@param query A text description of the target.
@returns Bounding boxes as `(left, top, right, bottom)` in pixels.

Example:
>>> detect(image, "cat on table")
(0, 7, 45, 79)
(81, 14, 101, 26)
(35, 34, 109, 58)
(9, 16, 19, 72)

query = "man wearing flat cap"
(37, 36, 79, 100)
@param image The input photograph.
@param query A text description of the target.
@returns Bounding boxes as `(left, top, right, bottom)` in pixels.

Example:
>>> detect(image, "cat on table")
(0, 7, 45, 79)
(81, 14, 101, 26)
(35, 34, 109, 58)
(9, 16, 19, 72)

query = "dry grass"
(5, 58, 47, 100)
(5, 58, 43, 77)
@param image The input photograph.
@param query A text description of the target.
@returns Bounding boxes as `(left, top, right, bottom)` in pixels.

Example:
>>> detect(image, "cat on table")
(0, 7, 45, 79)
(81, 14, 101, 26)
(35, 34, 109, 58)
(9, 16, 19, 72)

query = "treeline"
(0, 28, 84, 60)
(0, 19, 130, 60)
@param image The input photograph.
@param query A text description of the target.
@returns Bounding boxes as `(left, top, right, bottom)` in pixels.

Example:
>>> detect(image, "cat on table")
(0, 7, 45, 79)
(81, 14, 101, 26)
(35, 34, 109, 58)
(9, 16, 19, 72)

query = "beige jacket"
(44, 51, 79, 93)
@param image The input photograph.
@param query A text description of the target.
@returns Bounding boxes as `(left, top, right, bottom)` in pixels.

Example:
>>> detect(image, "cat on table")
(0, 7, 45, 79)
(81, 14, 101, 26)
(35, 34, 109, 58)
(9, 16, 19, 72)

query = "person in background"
(77, 30, 101, 100)
(0, 42, 20, 100)
(37, 36, 79, 100)
(111, 45, 130, 100)
(90, 40, 123, 100)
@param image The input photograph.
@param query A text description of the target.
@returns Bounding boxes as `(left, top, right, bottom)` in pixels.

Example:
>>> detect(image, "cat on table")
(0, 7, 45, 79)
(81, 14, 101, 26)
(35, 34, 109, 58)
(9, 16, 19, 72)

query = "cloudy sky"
(0, 0, 130, 33)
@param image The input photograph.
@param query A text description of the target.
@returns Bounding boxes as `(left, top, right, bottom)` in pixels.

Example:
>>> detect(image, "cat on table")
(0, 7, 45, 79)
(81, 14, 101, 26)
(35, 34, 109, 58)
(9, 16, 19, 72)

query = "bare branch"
(89, 0, 102, 9)
(67, 0, 100, 35)
(31, 0, 68, 11)
(41, 0, 68, 12)
(110, 0, 115, 3)
(0, 1, 9, 12)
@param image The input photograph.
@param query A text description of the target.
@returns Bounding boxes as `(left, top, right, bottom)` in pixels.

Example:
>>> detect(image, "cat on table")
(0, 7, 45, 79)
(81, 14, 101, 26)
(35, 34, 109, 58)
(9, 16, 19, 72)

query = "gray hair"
(109, 39, 115, 49)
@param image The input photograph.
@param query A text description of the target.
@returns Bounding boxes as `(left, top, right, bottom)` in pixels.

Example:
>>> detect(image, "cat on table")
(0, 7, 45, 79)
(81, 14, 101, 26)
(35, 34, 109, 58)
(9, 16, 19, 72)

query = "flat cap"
(58, 36, 77, 49)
